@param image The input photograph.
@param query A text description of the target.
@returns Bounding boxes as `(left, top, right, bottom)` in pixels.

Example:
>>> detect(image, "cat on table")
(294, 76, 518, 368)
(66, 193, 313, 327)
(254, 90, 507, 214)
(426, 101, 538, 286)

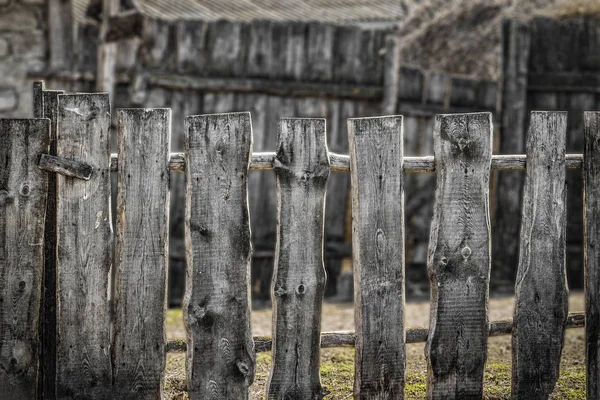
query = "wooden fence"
(0, 81, 596, 399)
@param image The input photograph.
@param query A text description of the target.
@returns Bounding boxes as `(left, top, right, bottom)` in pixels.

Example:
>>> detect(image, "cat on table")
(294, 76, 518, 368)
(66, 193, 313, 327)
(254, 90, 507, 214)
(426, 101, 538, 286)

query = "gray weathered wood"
(184, 112, 255, 399)
(112, 109, 171, 398)
(33, 81, 44, 119)
(166, 311, 586, 353)
(382, 35, 401, 115)
(39, 88, 64, 400)
(48, 0, 73, 69)
(349, 116, 406, 398)
(267, 118, 330, 399)
(426, 112, 492, 399)
(38, 154, 94, 180)
(492, 19, 531, 292)
(583, 112, 600, 399)
(512, 111, 568, 399)
(55, 93, 113, 399)
(0, 119, 49, 399)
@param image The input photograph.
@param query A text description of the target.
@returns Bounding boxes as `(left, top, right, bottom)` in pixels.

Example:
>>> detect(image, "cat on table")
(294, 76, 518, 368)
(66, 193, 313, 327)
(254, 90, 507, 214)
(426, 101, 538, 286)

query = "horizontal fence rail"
(38, 153, 587, 177)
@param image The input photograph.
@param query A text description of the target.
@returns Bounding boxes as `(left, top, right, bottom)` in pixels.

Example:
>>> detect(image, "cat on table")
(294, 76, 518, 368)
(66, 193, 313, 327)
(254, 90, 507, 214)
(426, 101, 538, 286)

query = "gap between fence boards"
(165, 312, 584, 353)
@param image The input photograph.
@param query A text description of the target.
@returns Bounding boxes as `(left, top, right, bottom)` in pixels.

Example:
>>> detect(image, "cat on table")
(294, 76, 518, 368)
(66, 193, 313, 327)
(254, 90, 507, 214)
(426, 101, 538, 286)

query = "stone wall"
(0, 0, 47, 118)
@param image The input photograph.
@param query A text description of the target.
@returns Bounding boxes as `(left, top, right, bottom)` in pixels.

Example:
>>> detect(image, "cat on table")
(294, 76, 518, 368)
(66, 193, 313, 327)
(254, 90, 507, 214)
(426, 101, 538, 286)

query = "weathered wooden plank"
(512, 111, 568, 399)
(176, 20, 208, 74)
(304, 23, 334, 82)
(349, 116, 405, 398)
(48, 0, 74, 69)
(426, 113, 492, 398)
(33, 81, 44, 118)
(0, 119, 49, 399)
(382, 35, 401, 114)
(55, 93, 113, 399)
(184, 113, 255, 399)
(333, 26, 362, 83)
(491, 19, 531, 293)
(206, 21, 248, 77)
(39, 89, 64, 400)
(38, 154, 94, 180)
(267, 118, 330, 399)
(585, 111, 600, 399)
(247, 21, 273, 78)
(112, 109, 171, 398)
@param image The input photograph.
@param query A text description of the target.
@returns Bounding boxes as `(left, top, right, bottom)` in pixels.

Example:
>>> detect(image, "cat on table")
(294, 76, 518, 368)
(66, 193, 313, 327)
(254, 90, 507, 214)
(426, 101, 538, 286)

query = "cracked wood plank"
(112, 109, 171, 398)
(426, 112, 493, 399)
(584, 112, 600, 398)
(349, 116, 406, 398)
(0, 119, 49, 399)
(55, 93, 113, 399)
(184, 112, 255, 399)
(512, 111, 568, 399)
(267, 118, 330, 400)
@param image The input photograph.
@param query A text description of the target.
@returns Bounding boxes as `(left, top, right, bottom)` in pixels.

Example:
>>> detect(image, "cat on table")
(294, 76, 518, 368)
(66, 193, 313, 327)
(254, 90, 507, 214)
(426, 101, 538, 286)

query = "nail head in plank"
(426, 112, 493, 398)
(512, 111, 568, 398)
(267, 118, 330, 400)
(0, 119, 49, 399)
(349, 115, 406, 398)
(55, 93, 113, 399)
(112, 109, 171, 397)
(184, 112, 255, 399)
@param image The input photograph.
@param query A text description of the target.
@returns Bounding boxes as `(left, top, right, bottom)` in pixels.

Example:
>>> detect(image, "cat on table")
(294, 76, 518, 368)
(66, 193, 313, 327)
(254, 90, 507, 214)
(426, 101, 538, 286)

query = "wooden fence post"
(349, 116, 406, 398)
(55, 93, 113, 399)
(0, 119, 49, 399)
(584, 112, 600, 399)
(184, 112, 255, 399)
(112, 109, 171, 398)
(426, 112, 493, 398)
(512, 111, 568, 398)
(267, 118, 330, 399)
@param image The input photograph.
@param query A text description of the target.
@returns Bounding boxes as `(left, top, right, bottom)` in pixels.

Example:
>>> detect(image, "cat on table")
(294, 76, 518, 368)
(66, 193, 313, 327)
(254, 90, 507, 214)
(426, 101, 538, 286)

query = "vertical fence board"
(55, 93, 113, 399)
(512, 111, 568, 398)
(184, 112, 255, 399)
(585, 112, 600, 399)
(426, 113, 492, 398)
(349, 116, 406, 398)
(0, 119, 49, 399)
(112, 109, 171, 398)
(40, 89, 64, 400)
(267, 118, 330, 399)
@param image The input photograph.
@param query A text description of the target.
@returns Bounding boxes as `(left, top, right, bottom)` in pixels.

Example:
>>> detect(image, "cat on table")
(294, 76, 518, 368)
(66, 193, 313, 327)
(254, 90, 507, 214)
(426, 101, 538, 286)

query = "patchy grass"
(164, 294, 586, 399)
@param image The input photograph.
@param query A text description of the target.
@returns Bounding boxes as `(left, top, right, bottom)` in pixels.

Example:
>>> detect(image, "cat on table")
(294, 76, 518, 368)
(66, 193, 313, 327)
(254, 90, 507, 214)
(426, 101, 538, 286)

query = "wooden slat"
(349, 116, 405, 398)
(512, 111, 568, 398)
(267, 118, 330, 399)
(39, 89, 64, 400)
(55, 93, 113, 399)
(0, 119, 49, 399)
(584, 112, 600, 398)
(426, 113, 492, 398)
(112, 109, 171, 397)
(184, 113, 255, 399)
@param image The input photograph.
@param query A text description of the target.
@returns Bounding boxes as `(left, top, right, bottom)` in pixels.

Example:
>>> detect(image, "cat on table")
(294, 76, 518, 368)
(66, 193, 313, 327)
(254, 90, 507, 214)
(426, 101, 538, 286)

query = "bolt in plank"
(267, 118, 330, 400)
(55, 93, 113, 399)
(0, 119, 49, 399)
(426, 112, 493, 399)
(512, 111, 568, 399)
(584, 112, 600, 399)
(112, 109, 171, 398)
(349, 116, 406, 398)
(184, 112, 255, 399)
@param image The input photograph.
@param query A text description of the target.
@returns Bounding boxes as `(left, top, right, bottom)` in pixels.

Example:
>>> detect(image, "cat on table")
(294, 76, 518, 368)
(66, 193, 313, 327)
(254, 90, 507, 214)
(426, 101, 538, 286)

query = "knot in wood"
(274, 286, 286, 297)
(236, 359, 249, 377)
(440, 257, 448, 266)
(457, 138, 469, 152)
(461, 246, 472, 259)
(19, 182, 30, 197)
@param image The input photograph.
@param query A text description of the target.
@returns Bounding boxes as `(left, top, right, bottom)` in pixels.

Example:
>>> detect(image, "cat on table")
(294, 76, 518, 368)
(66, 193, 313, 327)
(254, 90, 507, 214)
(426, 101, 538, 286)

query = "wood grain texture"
(184, 112, 255, 399)
(512, 111, 568, 399)
(112, 109, 171, 398)
(55, 93, 113, 399)
(39, 89, 64, 400)
(584, 112, 600, 399)
(267, 118, 330, 400)
(0, 119, 49, 399)
(349, 116, 405, 399)
(426, 113, 492, 399)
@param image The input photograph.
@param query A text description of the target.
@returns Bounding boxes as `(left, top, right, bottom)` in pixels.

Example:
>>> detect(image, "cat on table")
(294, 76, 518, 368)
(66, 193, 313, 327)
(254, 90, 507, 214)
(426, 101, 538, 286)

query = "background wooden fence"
(0, 81, 595, 398)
